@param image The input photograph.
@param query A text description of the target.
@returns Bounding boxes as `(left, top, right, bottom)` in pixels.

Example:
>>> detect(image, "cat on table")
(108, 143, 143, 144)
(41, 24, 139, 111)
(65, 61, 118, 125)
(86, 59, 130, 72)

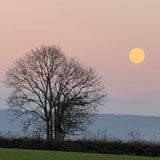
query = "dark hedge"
(0, 137, 160, 157)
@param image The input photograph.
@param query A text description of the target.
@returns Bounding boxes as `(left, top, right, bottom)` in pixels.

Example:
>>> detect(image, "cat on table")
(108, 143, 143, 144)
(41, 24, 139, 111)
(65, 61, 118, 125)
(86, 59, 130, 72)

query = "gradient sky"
(0, 0, 160, 116)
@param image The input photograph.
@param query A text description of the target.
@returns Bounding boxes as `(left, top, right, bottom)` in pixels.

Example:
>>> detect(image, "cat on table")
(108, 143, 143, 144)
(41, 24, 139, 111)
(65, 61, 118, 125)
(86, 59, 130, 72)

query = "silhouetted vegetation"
(4, 45, 106, 141)
(0, 137, 159, 157)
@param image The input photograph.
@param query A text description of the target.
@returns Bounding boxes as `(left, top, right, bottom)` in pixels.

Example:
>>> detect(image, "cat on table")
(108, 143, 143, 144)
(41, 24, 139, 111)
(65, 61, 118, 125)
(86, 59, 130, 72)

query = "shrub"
(0, 137, 159, 157)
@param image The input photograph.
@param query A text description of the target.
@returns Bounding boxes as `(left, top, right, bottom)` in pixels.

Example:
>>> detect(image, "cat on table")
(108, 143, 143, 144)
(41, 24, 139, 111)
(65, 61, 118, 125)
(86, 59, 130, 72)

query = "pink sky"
(0, 0, 160, 116)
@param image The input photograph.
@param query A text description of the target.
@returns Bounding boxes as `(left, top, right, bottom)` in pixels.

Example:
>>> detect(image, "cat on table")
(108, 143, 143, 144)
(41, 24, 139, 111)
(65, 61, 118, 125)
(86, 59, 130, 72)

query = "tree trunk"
(46, 119, 50, 140)
(50, 112, 53, 140)
(54, 115, 63, 141)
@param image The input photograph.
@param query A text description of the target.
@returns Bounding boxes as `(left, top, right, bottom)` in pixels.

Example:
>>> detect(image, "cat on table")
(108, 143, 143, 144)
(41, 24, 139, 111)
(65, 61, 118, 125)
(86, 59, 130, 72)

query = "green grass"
(0, 148, 159, 160)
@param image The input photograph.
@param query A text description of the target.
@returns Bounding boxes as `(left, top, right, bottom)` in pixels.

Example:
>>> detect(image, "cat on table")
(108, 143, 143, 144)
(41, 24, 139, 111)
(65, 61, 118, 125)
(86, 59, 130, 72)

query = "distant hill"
(88, 114, 160, 142)
(0, 109, 22, 136)
(0, 109, 160, 142)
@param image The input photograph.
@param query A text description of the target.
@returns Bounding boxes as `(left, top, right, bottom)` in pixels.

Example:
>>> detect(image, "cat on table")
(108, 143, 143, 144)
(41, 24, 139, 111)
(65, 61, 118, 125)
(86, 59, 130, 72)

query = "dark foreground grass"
(0, 148, 159, 160)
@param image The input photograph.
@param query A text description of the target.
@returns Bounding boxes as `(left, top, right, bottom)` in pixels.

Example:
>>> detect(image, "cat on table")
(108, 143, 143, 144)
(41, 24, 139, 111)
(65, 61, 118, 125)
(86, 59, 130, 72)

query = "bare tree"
(4, 45, 106, 140)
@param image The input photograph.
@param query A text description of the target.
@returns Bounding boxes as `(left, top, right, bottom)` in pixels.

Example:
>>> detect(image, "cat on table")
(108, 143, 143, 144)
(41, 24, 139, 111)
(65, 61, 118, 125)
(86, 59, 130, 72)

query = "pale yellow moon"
(129, 48, 145, 63)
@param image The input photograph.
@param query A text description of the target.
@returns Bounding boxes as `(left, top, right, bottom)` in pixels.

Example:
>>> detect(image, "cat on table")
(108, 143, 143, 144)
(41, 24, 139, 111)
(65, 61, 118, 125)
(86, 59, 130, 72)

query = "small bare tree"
(4, 45, 106, 140)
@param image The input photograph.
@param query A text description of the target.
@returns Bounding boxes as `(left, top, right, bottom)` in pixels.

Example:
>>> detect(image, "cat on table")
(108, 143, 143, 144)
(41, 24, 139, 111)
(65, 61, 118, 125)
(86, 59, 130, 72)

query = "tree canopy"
(5, 45, 106, 140)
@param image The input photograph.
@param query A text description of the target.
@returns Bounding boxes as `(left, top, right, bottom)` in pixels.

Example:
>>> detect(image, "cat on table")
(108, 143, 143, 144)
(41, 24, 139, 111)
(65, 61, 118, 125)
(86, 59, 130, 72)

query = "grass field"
(0, 148, 159, 160)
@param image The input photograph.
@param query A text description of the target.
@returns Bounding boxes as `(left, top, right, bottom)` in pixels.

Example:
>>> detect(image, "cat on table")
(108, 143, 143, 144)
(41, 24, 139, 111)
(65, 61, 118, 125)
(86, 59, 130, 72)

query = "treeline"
(0, 137, 160, 157)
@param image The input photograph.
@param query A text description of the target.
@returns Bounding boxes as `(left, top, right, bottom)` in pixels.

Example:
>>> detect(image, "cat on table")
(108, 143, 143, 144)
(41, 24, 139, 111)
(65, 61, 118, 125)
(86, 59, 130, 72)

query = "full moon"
(129, 48, 145, 63)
